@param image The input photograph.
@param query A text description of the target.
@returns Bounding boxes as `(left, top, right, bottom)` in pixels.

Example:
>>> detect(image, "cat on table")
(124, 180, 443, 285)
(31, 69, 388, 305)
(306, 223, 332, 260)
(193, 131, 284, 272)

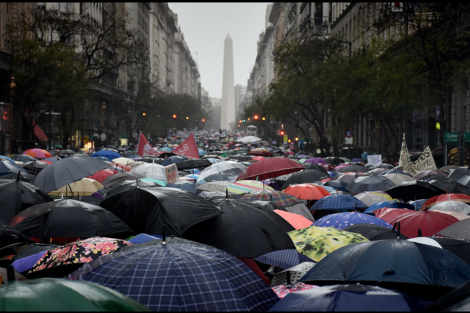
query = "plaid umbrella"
(21, 161, 49, 175)
(271, 262, 316, 286)
(312, 194, 368, 211)
(28, 237, 132, 278)
(255, 249, 315, 270)
(241, 189, 302, 207)
(68, 237, 280, 311)
(271, 283, 319, 299)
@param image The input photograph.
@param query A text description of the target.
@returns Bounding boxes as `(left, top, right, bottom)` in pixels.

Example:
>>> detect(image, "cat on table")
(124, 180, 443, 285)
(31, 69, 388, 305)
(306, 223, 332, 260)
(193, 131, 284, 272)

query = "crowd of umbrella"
(2, 137, 470, 311)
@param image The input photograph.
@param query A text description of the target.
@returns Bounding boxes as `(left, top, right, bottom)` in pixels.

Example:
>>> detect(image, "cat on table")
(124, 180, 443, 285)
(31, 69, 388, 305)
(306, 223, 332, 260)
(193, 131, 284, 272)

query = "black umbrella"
(58, 149, 76, 155)
(342, 223, 408, 240)
(335, 164, 367, 174)
(99, 187, 223, 237)
(424, 277, 470, 311)
(182, 198, 296, 258)
(11, 155, 36, 163)
(432, 237, 470, 266)
(100, 172, 145, 188)
(0, 224, 34, 258)
(386, 180, 445, 203)
(281, 170, 330, 189)
(436, 218, 470, 240)
(448, 166, 470, 180)
(21, 161, 49, 176)
(302, 163, 329, 173)
(0, 177, 53, 222)
(324, 157, 344, 166)
(0, 172, 36, 184)
(10, 199, 131, 241)
(420, 174, 470, 194)
(300, 239, 470, 301)
(228, 155, 252, 162)
(456, 175, 470, 187)
(346, 176, 396, 193)
(100, 180, 159, 198)
(34, 155, 109, 193)
(367, 163, 394, 170)
(176, 159, 212, 170)
(12, 243, 59, 260)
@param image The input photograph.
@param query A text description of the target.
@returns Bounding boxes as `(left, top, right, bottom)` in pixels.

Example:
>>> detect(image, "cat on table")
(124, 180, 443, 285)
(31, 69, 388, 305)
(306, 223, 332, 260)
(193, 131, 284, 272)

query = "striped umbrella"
(227, 180, 274, 194)
(24, 149, 52, 159)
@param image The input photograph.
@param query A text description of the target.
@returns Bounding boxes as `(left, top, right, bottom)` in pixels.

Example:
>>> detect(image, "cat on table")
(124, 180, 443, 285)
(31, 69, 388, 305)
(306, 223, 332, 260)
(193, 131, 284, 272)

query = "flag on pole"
(172, 133, 200, 158)
(137, 132, 162, 157)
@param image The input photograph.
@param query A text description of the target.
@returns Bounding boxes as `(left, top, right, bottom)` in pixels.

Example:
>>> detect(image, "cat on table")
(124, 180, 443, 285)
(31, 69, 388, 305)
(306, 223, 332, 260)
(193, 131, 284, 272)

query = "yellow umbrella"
(112, 157, 135, 165)
(48, 178, 104, 197)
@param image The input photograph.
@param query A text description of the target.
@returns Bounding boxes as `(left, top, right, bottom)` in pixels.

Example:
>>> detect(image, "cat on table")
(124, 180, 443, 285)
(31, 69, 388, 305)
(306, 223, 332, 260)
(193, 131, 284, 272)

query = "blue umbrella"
(185, 174, 199, 180)
(189, 169, 200, 174)
(363, 201, 415, 214)
(127, 234, 162, 244)
(160, 147, 172, 152)
(68, 237, 280, 311)
(408, 199, 428, 211)
(198, 149, 207, 156)
(12, 250, 48, 273)
(269, 284, 431, 311)
(161, 155, 187, 166)
(0, 155, 14, 162)
(255, 249, 316, 270)
(312, 194, 367, 211)
(167, 181, 197, 194)
(0, 158, 30, 176)
(323, 180, 349, 192)
(312, 212, 392, 230)
(91, 150, 121, 159)
(327, 171, 336, 178)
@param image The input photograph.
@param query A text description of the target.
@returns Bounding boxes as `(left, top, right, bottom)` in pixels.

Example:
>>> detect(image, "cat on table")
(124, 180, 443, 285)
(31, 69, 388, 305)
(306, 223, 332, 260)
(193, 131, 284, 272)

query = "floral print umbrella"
(272, 283, 319, 299)
(29, 237, 132, 275)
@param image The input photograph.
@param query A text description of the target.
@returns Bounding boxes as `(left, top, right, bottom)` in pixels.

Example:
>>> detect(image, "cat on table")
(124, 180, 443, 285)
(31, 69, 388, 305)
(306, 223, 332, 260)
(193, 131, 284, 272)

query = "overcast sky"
(169, 3, 270, 99)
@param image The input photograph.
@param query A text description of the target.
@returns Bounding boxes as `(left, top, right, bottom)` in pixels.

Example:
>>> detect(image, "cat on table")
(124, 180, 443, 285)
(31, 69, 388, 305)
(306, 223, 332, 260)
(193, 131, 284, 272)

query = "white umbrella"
(112, 157, 135, 165)
(130, 163, 167, 181)
(383, 173, 416, 185)
(238, 136, 261, 144)
(196, 161, 247, 187)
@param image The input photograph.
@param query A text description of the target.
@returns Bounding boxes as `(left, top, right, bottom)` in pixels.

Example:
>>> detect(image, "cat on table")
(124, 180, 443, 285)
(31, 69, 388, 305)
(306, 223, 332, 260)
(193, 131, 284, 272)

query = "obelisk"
(221, 34, 235, 130)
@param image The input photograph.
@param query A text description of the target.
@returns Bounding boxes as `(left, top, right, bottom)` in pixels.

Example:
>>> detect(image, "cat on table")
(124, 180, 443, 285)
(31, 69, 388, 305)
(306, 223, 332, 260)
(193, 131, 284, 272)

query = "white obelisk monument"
(221, 34, 235, 130)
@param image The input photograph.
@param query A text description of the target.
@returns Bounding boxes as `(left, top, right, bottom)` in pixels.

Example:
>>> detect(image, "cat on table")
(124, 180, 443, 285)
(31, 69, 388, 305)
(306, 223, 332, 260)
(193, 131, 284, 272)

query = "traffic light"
(142, 109, 146, 117)
(295, 137, 299, 141)
(186, 116, 189, 120)
(288, 139, 291, 143)
(248, 117, 251, 121)
(254, 115, 259, 120)
(280, 130, 285, 136)
(238, 124, 241, 127)
(239, 119, 242, 123)
(172, 114, 177, 119)
(262, 116, 266, 121)
(202, 118, 205, 122)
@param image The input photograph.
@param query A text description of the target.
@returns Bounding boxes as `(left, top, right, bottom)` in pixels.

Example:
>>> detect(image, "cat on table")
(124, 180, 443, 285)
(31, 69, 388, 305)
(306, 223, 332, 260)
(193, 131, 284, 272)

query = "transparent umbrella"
(196, 161, 247, 187)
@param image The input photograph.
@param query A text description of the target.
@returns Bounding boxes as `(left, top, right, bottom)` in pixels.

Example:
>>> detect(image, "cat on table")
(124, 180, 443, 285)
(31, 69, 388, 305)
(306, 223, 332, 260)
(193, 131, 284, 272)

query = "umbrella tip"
(418, 228, 422, 237)
(226, 188, 229, 199)
(162, 224, 166, 244)
(397, 221, 401, 239)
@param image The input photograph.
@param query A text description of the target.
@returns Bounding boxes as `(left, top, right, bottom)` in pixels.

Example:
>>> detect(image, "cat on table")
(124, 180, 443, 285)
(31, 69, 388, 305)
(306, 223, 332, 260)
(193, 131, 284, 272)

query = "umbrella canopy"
(240, 189, 302, 207)
(91, 150, 121, 160)
(10, 199, 130, 241)
(182, 198, 295, 258)
(304, 158, 326, 164)
(271, 262, 316, 286)
(161, 155, 188, 167)
(236, 157, 304, 181)
(312, 194, 368, 211)
(23, 149, 52, 159)
(85, 169, 118, 183)
(100, 172, 145, 187)
(347, 176, 396, 194)
(386, 180, 445, 203)
(0, 178, 53, 222)
(248, 148, 273, 157)
(432, 237, 470, 266)
(283, 183, 330, 200)
(238, 135, 261, 143)
(335, 164, 366, 174)
(389, 211, 459, 238)
(437, 218, 470, 240)
(302, 163, 329, 173)
(69, 237, 279, 311)
(288, 226, 368, 262)
(111, 157, 135, 165)
(12, 155, 36, 163)
(21, 161, 49, 175)
(58, 149, 75, 155)
(300, 239, 470, 300)
(354, 191, 394, 207)
(428, 200, 470, 215)
(269, 284, 430, 312)
(175, 158, 212, 170)
(336, 172, 368, 184)
(0, 278, 149, 311)
(363, 201, 414, 214)
(166, 181, 197, 194)
(197, 161, 247, 186)
(421, 175, 470, 194)
(271, 283, 319, 300)
(421, 193, 470, 210)
(129, 163, 167, 181)
(99, 187, 222, 237)
(28, 237, 132, 278)
(280, 170, 330, 189)
(325, 157, 344, 165)
(0, 158, 30, 177)
(0, 224, 34, 255)
(323, 180, 349, 192)
(255, 249, 316, 270)
(0, 172, 35, 184)
(373, 208, 415, 222)
(99, 180, 158, 198)
(34, 156, 109, 193)
(48, 178, 104, 197)
(413, 169, 447, 180)
(343, 223, 408, 240)
(312, 212, 392, 230)
(227, 180, 274, 194)
(274, 210, 313, 230)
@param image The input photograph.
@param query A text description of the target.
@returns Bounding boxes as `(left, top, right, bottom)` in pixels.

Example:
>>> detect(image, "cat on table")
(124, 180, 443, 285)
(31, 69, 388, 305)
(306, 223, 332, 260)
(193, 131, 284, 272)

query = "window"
(59, 2, 72, 12)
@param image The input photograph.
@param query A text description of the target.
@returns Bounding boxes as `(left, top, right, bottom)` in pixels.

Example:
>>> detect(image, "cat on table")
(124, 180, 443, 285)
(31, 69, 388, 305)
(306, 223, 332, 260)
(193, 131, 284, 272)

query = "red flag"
(137, 132, 162, 157)
(173, 133, 199, 158)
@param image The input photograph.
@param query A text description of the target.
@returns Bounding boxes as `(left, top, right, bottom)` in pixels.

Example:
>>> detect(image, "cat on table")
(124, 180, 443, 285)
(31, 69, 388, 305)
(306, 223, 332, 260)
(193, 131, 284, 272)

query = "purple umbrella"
(305, 158, 326, 164)
(12, 250, 48, 273)
(351, 158, 366, 163)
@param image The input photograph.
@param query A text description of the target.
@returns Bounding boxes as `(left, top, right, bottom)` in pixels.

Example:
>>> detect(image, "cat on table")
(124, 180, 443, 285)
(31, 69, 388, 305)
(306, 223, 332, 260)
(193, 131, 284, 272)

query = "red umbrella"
(319, 163, 335, 171)
(421, 193, 470, 210)
(86, 169, 118, 183)
(236, 157, 304, 181)
(284, 183, 330, 200)
(273, 210, 312, 230)
(390, 211, 459, 238)
(248, 148, 273, 157)
(251, 156, 265, 161)
(374, 208, 415, 223)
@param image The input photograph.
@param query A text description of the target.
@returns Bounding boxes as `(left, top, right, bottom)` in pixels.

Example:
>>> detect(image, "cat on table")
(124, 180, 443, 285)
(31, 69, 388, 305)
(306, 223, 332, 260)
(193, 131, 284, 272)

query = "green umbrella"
(298, 159, 307, 164)
(0, 278, 150, 311)
(220, 153, 228, 158)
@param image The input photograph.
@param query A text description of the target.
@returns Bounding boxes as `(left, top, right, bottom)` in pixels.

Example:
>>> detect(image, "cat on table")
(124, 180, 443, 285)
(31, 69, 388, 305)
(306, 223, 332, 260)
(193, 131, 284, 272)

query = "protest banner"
(399, 133, 437, 175)
(165, 164, 179, 184)
(366, 155, 382, 166)
(173, 133, 199, 158)
(137, 132, 162, 157)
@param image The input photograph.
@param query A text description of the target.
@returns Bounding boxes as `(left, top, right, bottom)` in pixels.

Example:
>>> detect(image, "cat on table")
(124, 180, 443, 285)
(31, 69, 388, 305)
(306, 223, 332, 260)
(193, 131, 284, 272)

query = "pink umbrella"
(335, 164, 350, 169)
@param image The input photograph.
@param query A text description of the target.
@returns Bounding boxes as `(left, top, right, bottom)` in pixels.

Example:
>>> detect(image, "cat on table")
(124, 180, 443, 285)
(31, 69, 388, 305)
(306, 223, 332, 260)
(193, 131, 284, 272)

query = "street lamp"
(9, 76, 15, 154)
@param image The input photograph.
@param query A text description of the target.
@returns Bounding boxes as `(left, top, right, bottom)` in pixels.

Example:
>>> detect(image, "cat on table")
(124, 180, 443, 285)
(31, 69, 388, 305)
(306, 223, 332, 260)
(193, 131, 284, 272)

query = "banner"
(137, 132, 162, 157)
(366, 155, 382, 166)
(165, 164, 179, 184)
(399, 133, 437, 175)
(173, 133, 200, 158)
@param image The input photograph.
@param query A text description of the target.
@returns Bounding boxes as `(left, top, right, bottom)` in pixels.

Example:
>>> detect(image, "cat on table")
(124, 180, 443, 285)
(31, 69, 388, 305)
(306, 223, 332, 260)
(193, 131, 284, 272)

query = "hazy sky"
(169, 3, 269, 99)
